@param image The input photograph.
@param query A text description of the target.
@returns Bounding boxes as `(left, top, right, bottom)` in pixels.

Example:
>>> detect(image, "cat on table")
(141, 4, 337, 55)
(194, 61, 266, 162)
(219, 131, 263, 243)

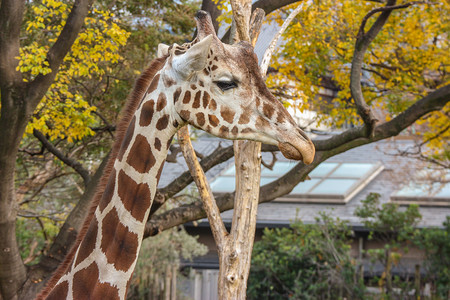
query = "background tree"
(414, 216, 450, 299)
(355, 193, 422, 298)
(248, 213, 365, 300)
(248, 201, 448, 299)
(0, 0, 448, 299)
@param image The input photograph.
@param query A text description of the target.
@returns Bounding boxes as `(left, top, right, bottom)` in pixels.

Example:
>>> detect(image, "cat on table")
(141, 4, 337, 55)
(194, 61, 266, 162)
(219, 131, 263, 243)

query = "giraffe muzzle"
(278, 138, 315, 164)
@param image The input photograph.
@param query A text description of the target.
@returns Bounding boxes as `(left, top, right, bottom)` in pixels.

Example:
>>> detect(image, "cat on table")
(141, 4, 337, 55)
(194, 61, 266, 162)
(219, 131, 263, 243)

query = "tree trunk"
(218, 141, 262, 299)
(0, 92, 30, 300)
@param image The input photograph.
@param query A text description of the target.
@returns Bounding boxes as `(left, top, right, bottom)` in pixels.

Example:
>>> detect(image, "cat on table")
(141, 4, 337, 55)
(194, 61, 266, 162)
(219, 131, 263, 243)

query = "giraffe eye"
(215, 80, 238, 91)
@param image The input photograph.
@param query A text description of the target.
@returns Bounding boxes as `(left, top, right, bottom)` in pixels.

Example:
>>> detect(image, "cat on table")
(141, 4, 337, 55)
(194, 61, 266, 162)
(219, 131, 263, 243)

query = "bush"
(247, 213, 365, 300)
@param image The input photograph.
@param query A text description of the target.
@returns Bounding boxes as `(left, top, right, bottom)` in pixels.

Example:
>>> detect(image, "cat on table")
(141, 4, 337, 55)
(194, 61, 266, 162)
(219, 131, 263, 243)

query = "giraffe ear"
(157, 43, 170, 58)
(172, 35, 213, 79)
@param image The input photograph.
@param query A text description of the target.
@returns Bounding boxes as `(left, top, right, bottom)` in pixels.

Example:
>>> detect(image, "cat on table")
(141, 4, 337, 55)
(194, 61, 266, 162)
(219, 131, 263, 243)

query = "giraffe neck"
(46, 72, 182, 300)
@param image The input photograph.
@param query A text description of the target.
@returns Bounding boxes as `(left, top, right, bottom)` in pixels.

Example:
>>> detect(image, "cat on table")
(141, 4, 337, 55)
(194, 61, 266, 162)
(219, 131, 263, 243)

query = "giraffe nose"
(277, 127, 315, 164)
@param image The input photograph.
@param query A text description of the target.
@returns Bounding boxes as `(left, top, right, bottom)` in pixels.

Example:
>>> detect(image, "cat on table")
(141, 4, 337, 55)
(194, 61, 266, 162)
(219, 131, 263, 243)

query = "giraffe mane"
(37, 55, 168, 299)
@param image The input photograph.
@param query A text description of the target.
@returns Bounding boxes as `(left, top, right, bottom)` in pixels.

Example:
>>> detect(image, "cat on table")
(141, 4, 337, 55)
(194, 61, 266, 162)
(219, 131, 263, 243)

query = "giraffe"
(37, 11, 315, 300)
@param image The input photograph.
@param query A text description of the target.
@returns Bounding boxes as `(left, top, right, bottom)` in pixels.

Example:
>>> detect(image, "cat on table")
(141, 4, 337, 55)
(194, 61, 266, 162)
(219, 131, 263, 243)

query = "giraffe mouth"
(278, 141, 315, 164)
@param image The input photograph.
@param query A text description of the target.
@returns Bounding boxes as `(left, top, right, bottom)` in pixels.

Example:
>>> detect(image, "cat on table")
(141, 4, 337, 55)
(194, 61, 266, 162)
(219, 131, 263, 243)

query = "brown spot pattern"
(238, 113, 250, 125)
(99, 169, 116, 212)
(231, 126, 238, 135)
(118, 117, 136, 161)
(202, 92, 210, 108)
(156, 93, 167, 111)
(263, 103, 274, 119)
(196, 112, 205, 126)
(276, 113, 286, 123)
(193, 91, 201, 108)
(156, 162, 165, 181)
(101, 208, 139, 272)
(219, 126, 229, 135)
(208, 115, 220, 127)
(190, 84, 197, 90)
(73, 264, 120, 299)
(203, 69, 209, 76)
(255, 97, 260, 107)
(199, 80, 204, 87)
(182, 91, 191, 104)
(46, 280, 69, 300)
(154, 137, 162, 151)
(209, 99, 217, 110)
(156, 115, 169, 130)
(126, 134, 155, 173)
(255, 115, 270, 130)
(211, 65, 218, 71)
(75, 220, 98, 266)
(163, 75, 175, 88)
(180, 110, 190, 121)
(140, 100, 154, 127)
(147, 74, 160, 94)
(220, 107, 235, 123)
(166, 138, 173, 149)
(117, 170, 151, 222)
(173, 87, 182, 104)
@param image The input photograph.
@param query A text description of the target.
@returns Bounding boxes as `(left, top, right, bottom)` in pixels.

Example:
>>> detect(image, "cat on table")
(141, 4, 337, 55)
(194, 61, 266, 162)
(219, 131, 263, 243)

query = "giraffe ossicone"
(38, 10, 314, 300)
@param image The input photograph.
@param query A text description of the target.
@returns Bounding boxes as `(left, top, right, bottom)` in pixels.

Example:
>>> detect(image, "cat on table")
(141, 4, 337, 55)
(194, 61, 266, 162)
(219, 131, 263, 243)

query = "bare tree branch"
(178, 126, 228, 246)
(260, 1, 311, 75)
(252, 0, 303, 15)
(358, 2, 424, 37)
(350, 0, 397, 137)
(33, 130, 91, 186)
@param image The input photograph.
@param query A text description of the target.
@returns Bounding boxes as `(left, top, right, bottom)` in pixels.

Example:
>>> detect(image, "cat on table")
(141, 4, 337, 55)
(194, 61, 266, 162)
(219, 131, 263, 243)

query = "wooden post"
(171, 265, 177, 300)
(164, 265, 171, 300)
(415, 264, 420, 300)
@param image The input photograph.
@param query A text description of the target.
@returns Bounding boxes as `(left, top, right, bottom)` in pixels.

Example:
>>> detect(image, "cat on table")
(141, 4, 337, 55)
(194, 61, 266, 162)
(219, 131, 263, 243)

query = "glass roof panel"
(394, 184, 428, 197)
(309, 179, 357, 195)
(331, 163, 374, 178)
(210, 177, 235, 192)
(260, 177, 274, 186)
(396, 182, 450, 198)
(261, 161, 296, 176)
(291, 178, 321, 194)
(435, 184, 450, 198)
(309, 163, 339, 177)
(223, 165, 236, 175)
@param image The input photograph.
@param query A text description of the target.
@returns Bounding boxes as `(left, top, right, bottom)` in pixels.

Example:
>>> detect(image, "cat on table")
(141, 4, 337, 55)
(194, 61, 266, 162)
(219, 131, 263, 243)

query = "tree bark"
(0, 1, 94, 297)
(0, 1, 31, 298)
(221, 3, 263, 298)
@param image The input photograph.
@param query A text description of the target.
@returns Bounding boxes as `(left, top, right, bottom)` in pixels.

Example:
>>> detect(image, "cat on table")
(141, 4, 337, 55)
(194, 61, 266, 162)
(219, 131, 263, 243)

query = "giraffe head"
(158, 11, 315, 164)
